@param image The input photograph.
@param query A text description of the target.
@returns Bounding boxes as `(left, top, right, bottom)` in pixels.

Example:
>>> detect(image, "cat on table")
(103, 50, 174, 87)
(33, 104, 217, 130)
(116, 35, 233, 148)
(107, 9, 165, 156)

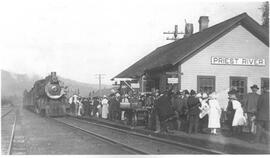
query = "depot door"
(230, 77, 247, 101)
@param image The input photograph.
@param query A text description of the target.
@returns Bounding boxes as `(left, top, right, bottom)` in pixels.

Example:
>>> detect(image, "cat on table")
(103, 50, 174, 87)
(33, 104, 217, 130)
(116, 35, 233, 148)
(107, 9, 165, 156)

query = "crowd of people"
(68, 93, 122, 120)
(68, 84, 269, 144)
(153, 84, 269, 144)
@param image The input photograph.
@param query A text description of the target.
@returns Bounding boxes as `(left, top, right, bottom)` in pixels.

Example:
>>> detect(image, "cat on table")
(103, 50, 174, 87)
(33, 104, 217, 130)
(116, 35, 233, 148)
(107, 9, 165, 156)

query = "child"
(208, 92, 221, 135)
(230, 93, 246, 135)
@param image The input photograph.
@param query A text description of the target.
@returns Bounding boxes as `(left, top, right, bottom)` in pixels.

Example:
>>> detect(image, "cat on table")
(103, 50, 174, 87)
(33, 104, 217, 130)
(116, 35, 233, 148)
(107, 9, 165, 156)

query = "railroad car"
(23, 72, 67, 117)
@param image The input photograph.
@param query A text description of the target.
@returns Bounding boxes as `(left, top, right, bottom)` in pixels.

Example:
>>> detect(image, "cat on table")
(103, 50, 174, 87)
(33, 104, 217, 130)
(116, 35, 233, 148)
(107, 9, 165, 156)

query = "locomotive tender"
(23, 72, 67, 116)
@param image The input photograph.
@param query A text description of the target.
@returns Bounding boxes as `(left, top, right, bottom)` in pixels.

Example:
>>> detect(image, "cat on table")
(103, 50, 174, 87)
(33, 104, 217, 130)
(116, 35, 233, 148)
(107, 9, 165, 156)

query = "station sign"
(166, 71, 183, 75)
(131, 83, 140, 88)
(211, 57, 266, 66)
(168, 78, 178, 84)
(166, 72, 178, 75)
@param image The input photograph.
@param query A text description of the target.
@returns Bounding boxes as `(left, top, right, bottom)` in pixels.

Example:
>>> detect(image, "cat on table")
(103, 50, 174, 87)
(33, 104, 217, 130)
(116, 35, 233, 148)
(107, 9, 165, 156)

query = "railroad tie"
(11, 113, 27, 155)
(12, 136, 27, 155)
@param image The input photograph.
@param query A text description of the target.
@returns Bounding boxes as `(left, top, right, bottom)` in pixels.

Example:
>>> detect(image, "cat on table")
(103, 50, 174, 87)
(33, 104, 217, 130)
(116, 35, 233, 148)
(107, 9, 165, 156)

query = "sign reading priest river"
(211, 57, 266, 66)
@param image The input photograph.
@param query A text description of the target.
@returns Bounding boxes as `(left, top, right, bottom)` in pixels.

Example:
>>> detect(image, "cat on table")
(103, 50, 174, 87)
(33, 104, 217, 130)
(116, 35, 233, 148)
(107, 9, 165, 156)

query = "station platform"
(73, 114, 270, 154)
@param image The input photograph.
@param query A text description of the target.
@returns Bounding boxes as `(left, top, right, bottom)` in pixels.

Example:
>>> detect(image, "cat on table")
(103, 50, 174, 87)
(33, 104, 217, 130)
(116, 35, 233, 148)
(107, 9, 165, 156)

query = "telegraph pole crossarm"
(163, 25, 184, 41)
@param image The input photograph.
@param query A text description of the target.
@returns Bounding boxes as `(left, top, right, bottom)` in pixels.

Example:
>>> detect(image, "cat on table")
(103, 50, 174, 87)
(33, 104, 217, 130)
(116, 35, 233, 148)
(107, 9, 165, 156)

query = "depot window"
(197, 76, 215, 94)
(261, 78, 269, 94)
(230, 76, 247, 101)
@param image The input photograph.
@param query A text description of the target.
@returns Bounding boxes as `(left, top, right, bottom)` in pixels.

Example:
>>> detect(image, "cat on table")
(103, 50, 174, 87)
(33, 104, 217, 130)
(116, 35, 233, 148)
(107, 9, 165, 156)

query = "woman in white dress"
(101, 95, 109, 119)
(208, 92, 221, 135)
(77, 99, 83, 116)
(230, 94, 246, 135)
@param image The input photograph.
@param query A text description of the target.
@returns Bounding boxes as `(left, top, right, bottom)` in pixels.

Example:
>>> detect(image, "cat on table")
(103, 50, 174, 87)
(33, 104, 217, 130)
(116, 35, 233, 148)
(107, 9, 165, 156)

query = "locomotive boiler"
(23, 72, 67, 116)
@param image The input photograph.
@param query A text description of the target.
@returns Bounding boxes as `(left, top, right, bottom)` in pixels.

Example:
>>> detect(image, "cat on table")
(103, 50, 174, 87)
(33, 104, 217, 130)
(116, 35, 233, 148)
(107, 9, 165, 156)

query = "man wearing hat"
(253, 84, 269, 144)
(182, 90, 190, 132)
(244, 84, 260, 135)
(155, 91, 175, 133)
(226, 89, 237, 136)
(153, 89, 161, 133)
(171, 90, 186, 131)
(109, 94, 120, 120)
(92, 97, 99, 117)
(187, 90, 201, 134)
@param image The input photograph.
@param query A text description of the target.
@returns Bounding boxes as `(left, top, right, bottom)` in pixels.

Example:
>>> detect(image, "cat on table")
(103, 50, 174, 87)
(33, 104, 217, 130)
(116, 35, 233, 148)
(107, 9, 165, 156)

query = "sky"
(0, 0, 266, 85)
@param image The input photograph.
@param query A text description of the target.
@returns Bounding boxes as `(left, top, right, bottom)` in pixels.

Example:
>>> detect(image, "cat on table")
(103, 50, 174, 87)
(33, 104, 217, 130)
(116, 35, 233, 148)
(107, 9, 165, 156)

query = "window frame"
(197, 75, 216, 93)
(229, 76, 247, 101)
(261, 77, 269, 94)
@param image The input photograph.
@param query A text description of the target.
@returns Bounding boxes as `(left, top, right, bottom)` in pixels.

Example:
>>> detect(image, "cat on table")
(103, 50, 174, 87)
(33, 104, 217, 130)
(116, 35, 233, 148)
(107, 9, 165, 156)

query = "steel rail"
(53, 118, 150, 155)
(2, 108, 13, 118)
(7, 111, 17, 155)
(69, 116, 224, 154)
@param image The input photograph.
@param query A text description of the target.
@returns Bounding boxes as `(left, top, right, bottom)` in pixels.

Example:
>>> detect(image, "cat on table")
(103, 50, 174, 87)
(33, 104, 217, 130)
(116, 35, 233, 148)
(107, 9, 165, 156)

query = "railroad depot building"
(113, 13, 269, 108)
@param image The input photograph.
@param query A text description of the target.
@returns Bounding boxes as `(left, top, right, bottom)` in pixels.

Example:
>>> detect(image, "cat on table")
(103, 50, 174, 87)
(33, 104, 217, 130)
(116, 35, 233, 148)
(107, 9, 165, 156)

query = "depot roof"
(113, 13, 269, 79)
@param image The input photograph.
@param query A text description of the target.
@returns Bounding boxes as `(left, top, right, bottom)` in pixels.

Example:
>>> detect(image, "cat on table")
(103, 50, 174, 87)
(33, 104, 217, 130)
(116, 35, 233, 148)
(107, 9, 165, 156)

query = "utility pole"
(94, 74, 106, 97)
(163, 25, 184, 41)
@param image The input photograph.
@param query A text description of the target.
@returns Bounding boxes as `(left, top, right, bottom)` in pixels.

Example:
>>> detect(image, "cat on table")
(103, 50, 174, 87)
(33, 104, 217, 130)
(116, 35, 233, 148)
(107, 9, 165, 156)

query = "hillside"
(1, 70, 39, 97)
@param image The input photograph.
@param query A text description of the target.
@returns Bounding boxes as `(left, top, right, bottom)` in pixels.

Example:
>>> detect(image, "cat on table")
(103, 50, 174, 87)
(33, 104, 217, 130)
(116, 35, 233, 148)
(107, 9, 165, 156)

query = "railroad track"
(1, 108, 17, 155)
(53, 117, 149, 154)
(7, 114, 17, 155)
(53, 116, 223, 154)
(1, 108, 14, 118)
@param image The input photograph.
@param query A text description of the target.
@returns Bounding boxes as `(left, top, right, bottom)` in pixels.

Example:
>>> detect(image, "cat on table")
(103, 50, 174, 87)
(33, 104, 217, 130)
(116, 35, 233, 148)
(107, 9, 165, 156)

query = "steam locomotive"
(23, 72, 67, 117)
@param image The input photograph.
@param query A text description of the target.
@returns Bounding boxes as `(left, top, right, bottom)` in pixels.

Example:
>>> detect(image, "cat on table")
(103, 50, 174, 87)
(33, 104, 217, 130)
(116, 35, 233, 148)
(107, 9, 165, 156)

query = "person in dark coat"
(145, 94, 154, 107)
(244, 84, 260, 134)
(108, 94, 114, 120)
(109, 95, 121, 120)
(88, 98, 94, 116)
(181, 90, 189, 132)
(153, 90, 161, 133)
(93, 97, 99, 117)
(70, 97, 75, 115)
(81, 98, 89, 116)
(172, 91, 186, 130)
(156, 91, 175, 133)
(146, 93, 155, 130)
(253, 86, 269, 144)
(226, 89, 237, 136)
(187, 90, 201, 134)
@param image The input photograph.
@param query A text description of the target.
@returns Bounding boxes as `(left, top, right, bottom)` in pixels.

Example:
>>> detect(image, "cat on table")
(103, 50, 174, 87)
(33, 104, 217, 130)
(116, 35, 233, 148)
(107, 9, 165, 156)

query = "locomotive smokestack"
(51, 72, 56, 77)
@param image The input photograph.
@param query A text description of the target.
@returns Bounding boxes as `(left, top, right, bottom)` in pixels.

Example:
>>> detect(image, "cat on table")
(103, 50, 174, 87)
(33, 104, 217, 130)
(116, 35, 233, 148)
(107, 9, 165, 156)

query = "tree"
(261, 1, 269, 29)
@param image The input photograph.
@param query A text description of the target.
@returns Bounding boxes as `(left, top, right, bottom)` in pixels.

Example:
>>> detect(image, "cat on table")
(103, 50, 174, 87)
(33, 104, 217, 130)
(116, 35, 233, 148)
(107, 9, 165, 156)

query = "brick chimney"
(184, 23, 194, 38)
(198, 16, 209, 31)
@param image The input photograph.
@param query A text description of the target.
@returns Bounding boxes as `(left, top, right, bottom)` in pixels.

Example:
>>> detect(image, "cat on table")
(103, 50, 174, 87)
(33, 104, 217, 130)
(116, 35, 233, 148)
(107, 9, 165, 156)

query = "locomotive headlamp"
(51, 85, 58, 92)
(45, 83, 62, 99)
